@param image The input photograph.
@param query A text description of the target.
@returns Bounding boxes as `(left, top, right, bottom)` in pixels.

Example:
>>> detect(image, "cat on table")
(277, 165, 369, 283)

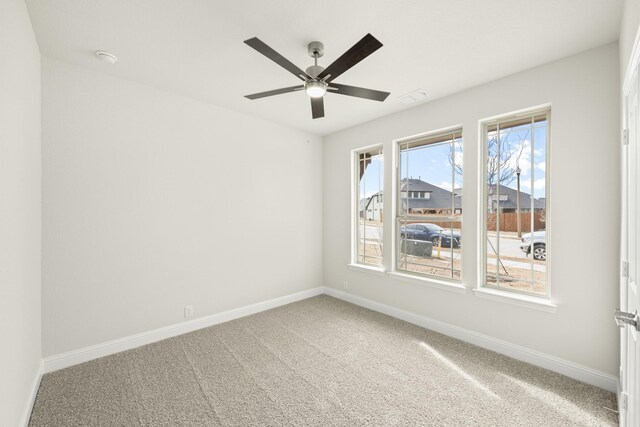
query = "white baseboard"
(324, 287, 618, 392)
(43, 287, 324, 374)
(617, 370, 625, 425)
(21, 360, 43, 427)
(41, 285, 617, 393)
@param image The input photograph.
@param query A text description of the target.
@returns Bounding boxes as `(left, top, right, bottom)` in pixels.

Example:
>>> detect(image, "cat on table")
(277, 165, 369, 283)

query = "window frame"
(479, 106, 551, 299)
(351, 143, 385, 270)
(393, 126, 464, 283)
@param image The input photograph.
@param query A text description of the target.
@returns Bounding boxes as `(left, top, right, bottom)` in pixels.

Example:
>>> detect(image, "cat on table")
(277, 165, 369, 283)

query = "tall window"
(482, 110, 549, 297)
(396, 129, 463, 280)
(354, 146, 383, 267)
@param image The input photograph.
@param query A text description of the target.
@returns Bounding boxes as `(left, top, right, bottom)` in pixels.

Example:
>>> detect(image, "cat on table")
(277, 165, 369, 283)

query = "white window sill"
(348, 263, 386, 276)
(387, 271, 467, 294)
(473, 287, 557, 313)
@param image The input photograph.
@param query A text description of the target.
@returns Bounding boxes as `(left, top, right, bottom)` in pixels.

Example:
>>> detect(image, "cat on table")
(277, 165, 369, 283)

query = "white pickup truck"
(520, 231, 546, 261)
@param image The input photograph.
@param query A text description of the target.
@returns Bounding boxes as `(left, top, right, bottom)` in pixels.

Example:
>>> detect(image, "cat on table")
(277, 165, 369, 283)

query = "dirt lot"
(359, 240, 546, 295)
(485, 264, 546, 295)
(398, 253, 462, 280)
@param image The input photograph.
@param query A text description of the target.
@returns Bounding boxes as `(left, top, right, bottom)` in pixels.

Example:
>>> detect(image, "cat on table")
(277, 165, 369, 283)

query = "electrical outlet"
(184, 305, 194, 319)
(343, 280, 349, 290)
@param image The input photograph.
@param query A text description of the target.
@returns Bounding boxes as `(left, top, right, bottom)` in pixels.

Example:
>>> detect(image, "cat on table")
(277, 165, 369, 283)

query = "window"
(481, 109, 549, 297)
(354, 146, 383, 267)
(396, 128, 463, 280)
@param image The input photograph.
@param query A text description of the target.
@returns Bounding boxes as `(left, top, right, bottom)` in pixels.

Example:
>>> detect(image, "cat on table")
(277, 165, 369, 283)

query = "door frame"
(620, 28, 640, 426)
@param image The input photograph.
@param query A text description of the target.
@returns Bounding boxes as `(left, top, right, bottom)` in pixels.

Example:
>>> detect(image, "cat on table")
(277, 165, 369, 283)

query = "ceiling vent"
(396, 89, 429, 105)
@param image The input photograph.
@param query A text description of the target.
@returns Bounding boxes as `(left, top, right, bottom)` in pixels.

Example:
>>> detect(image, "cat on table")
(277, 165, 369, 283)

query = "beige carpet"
(29, 295, 617, 426)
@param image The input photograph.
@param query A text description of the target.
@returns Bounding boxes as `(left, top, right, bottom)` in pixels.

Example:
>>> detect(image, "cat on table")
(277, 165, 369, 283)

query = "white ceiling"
(25, 0, 623, 136)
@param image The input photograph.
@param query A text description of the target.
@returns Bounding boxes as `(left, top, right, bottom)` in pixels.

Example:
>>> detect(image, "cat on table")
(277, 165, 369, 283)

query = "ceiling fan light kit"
(305, 80, 327, 98)
(244, 34, 390, 119)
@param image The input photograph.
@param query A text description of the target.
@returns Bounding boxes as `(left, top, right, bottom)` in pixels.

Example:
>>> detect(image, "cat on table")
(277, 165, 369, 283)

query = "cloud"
(454, 156, 463, 169)
(444, 151, 464, 169)
(500, 139, 531, 175)
(439, 181, 453, 191)
(536, 161, 546, 172)
(520, 178, 546, 191)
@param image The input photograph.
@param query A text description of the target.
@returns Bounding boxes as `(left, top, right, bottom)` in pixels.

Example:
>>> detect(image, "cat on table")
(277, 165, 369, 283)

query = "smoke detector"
(95, 50, 118, 64)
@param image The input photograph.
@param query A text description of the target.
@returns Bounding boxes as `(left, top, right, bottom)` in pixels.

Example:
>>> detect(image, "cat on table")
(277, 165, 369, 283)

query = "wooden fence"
(486, 212, 545, 232)
(404, 211, 545, 233)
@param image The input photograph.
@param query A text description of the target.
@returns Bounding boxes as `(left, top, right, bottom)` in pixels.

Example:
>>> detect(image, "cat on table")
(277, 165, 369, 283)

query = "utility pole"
(516, 166, 522, 238)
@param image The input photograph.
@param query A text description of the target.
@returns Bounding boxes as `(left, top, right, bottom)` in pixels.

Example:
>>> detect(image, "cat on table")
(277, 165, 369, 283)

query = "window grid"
(354, 146, 384, 267)
(482, 110, 550, 298)
(395, 129, 463, 282)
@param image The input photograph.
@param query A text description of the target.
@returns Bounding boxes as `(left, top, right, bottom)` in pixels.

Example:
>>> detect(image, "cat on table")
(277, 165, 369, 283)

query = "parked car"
(400, 223, 461, 248)
(520, 231, 546, 261)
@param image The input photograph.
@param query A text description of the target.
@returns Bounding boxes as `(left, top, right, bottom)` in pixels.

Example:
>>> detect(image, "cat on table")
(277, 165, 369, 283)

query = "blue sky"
(490, 122, 547, 200)
(400, 140, 463, 192)
(360, 122, 547, 200)
(359, 154, 383, 199)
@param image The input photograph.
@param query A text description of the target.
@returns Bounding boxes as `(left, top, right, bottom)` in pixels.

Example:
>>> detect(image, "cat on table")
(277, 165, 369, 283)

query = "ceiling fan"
(243, 34, 390, 119)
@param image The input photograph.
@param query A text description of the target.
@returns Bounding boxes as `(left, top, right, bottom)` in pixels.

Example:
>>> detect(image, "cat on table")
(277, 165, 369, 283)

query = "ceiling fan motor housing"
(307, 41, 325, 78)
(305, 65, 324, 78)
(307, 41, 324, 58)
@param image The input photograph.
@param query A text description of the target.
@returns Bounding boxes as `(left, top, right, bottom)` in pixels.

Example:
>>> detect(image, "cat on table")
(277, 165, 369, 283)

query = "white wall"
(620, 0, 640, 81)
(323, 43, 620, 376)
(42, 57, 323, 357)
(0, 0, 42, 425)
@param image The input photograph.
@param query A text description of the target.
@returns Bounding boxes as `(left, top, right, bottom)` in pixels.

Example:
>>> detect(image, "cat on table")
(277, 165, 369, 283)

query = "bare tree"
(486, 128, 529, 213)
(448, 127, 529, 219)
(486, 129, 528, 188)
(448, 127, 529, 189)
(448, 138, 463, 181)
(449, 130, 530, 188)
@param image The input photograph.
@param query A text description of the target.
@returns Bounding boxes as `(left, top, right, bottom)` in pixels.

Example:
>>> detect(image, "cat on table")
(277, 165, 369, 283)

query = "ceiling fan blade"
(317, 34, 383, 83)
(245, 85, 304, 100)
(311, 97, 324, 119)
(244, 37, 310, 81)
(328, 83, 390, 102)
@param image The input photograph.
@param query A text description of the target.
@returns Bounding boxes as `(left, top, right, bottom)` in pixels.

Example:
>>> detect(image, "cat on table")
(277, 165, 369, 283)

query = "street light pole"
(516, 166, 522, 238)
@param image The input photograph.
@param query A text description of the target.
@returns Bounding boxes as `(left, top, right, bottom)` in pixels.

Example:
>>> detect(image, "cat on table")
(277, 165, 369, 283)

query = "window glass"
(396, 129, 463, 281)
(484, 112, 548, 296)
(355, 147, 383, 267)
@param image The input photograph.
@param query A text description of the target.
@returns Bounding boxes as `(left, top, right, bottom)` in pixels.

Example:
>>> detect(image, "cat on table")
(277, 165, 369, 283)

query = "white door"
(620, 62, 640, 427)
